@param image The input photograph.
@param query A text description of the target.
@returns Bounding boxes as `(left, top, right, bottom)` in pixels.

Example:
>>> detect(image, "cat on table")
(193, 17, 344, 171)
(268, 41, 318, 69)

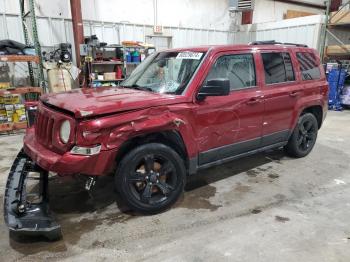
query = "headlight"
(60, 120, 71, 144)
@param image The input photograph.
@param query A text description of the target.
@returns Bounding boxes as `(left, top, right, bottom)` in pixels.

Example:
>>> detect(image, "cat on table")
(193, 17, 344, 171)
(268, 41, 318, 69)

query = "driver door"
(192, 51, 264, 165)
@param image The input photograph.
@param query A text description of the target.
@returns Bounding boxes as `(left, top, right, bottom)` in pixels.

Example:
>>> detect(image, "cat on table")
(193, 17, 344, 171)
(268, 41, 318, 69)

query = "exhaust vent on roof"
(229, 0, 254, 11)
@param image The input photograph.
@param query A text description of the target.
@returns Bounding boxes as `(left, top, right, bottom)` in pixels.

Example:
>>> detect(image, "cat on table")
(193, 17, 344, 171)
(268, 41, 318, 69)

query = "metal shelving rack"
(18, 0, 46, 91)
(320, 0, 350, 62)
(0, 55, 43, 133)
(87, 60, 124, 87)
(122, 45, 143, 77)
(0, 1, 46, 133)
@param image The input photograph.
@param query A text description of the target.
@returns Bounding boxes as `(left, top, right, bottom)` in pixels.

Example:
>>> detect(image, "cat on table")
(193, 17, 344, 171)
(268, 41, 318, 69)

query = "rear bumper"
(23, 128, 117, 176)
(3, 150, 61, 240)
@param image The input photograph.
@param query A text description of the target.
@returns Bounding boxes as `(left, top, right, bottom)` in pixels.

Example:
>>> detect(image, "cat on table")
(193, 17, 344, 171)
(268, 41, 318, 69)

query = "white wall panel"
(5, 16, 23, 43)
(1, 11, 326, 54)
(92, 24, 103, 42)
(37, 18, 51, 47)
(50, 19, 66, 46)
(232, 15, 323, 50)
(253, 0, 324, 24)
(0, 15, 7, 39)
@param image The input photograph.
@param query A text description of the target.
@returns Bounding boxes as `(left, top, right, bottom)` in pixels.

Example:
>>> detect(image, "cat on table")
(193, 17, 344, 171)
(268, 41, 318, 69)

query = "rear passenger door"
(260, 51, 301, 146)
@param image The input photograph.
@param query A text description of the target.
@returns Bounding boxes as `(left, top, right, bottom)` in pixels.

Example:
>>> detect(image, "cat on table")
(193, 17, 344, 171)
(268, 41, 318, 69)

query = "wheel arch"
(115, 130, 190, 172)
(300, 105, 323, 129)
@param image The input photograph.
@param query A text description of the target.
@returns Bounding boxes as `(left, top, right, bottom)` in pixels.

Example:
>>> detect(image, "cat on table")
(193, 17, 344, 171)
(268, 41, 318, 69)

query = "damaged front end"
(3, 149, 61, 240)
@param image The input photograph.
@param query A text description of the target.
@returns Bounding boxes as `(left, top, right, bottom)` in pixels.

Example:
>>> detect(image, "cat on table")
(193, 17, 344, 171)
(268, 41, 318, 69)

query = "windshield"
(121, 51, 205, 95)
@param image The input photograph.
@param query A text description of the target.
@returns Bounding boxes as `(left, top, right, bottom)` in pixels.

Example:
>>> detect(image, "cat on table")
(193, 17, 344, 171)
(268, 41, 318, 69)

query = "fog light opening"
(70, 145, 101, 155)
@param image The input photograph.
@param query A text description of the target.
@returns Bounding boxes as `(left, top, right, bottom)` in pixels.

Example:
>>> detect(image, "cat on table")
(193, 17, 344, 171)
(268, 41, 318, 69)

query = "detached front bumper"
(24, 128, 117, 176)
(4, 150, 61, 240)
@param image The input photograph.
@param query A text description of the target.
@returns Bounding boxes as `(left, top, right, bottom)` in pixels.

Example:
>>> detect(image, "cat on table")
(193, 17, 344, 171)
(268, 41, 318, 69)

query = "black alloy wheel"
(285, 113, 319, 158)
(297, 117, 317, 152)
(129, 154, 176, 205)
(115, 143, 185, 214)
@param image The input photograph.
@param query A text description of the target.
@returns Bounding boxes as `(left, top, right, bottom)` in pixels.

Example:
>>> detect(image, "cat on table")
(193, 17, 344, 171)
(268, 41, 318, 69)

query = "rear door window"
(261, 52, 295, 84)
(296, 52, 321, 80)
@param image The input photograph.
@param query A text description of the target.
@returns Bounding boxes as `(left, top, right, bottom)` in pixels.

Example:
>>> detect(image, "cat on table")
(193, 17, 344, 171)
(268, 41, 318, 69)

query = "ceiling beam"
(274, 0, 327, 10)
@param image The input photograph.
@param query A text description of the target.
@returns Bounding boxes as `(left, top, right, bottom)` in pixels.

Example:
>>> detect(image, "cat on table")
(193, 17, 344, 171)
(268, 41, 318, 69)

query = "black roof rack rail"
(248, 40, 308, 47)
(283, 42, 308, 47)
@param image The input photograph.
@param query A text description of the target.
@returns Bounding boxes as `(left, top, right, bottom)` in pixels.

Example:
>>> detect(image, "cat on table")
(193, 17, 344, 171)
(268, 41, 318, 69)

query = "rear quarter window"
(296, 52, 321, 80)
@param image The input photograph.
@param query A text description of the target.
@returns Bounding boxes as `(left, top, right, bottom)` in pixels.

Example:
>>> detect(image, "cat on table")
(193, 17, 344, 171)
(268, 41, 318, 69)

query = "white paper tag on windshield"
(176, 52, 203, 60)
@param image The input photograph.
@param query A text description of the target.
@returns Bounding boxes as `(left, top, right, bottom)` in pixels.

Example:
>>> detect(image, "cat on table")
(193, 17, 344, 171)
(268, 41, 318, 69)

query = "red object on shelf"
(116, 65, 123, 79)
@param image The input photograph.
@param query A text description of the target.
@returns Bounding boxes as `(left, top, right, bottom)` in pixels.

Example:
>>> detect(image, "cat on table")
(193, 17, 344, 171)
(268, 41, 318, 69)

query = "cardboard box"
(104, 72, 116, 81)
(13, 112, 27, 122)
(14, 104, 25, 109)
(13, 104, 26, 122)
(0, 94, 20, 104)
(10, 94, 20, 104)
(0, 82, 10, 89)
(5, 104, 14, 111)
(1, 94, 7, 104)
(5, 104, 14, 122)
(284, 10, 316, 19)
(0, 115, 8, 123)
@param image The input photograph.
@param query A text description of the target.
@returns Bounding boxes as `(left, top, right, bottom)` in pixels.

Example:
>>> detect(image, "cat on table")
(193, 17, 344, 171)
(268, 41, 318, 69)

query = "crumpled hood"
(40, 87, 181, 118)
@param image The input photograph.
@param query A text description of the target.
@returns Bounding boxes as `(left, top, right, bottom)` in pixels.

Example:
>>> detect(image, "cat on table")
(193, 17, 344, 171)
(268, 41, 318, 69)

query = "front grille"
(35, 111, 54, 147)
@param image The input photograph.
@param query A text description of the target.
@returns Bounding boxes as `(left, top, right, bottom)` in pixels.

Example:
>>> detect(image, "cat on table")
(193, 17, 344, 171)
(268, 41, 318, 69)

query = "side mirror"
(197, 78, 230, 101)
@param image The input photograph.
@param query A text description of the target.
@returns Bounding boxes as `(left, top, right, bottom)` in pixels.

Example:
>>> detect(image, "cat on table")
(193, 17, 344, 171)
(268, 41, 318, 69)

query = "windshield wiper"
(124, 84, 153, 92)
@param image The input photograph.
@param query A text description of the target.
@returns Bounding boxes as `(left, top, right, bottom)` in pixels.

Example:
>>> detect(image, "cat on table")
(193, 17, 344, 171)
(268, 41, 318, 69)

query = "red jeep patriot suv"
(4, 41, 328, 239)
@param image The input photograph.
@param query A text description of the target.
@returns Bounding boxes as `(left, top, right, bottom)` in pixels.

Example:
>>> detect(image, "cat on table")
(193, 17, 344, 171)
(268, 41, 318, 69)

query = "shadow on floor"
(8, 148, 286, 254)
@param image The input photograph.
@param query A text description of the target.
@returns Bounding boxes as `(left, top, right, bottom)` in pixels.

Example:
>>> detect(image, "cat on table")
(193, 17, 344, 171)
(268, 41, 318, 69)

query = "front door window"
(205, 54, 256, 91)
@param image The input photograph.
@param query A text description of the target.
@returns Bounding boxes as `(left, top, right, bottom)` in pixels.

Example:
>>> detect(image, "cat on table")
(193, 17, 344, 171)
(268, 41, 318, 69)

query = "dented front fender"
(76, 105, 199, 158)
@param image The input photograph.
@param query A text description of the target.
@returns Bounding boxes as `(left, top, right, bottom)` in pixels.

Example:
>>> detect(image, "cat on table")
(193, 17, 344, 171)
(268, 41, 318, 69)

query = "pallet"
(326, 45, 350, 58)
(0, 86, 42, 95)
(0, 122, 14, 132)
(0, 122, 27, 133)
(329, 10, 350, 26)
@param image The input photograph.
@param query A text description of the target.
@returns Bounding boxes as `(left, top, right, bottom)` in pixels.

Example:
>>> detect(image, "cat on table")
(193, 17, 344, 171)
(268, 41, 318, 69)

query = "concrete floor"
(0, 110, 350, 261)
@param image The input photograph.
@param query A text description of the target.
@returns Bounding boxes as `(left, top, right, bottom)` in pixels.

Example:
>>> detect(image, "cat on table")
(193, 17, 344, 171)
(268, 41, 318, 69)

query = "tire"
(115, 143, 186, 214)
(285, 113, 318, 158)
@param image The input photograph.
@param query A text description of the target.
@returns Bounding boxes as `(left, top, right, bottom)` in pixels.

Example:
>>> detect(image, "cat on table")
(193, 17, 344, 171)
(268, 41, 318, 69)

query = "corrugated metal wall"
(0, 13, 233, 53)
(1, 13, 328, 55)
(231, 15, 324, 50)
(232, 24, 321, 49)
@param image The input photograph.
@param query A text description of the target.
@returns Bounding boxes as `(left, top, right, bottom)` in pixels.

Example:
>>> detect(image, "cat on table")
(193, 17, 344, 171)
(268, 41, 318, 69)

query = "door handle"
(246, 97, 261, 105)
(289, 91, 300, 97)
